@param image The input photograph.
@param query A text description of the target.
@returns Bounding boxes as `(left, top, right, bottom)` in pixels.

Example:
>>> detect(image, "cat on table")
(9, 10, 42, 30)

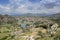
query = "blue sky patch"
(0, 0, 9, 5)
(29, 0, 41, 3)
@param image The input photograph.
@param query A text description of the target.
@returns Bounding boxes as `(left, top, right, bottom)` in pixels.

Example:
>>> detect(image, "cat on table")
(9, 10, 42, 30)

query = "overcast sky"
(0, 0, 60, 15)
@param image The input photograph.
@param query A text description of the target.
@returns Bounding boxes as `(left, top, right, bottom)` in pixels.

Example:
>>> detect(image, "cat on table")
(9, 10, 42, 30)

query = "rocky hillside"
(47, 13, 60, 26)
(0, 14, 17, 25)
(0, 15, 60, 40)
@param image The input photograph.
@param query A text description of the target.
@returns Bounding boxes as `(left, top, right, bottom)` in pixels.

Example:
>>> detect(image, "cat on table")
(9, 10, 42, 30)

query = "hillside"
(0, 14, 17, 25)
(48, 13, 60, 18)
(0, 14, 60, 40)
(47, 13, 60, 26)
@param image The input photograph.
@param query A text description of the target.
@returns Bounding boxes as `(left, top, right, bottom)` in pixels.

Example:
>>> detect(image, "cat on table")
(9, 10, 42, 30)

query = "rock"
(26, 36, 34, 40)
(50, 23, 58, 34)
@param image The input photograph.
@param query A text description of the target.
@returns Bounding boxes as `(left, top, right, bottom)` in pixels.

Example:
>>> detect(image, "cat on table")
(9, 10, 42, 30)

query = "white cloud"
(0, 5, 11, 14)
(0, 0, 60, 14)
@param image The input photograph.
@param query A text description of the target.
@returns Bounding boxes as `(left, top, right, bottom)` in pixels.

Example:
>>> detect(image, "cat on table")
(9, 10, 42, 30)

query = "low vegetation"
(0, 14, 60, 40)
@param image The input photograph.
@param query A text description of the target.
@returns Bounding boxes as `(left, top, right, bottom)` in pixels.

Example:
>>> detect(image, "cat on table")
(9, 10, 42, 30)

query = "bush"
(40, 24, 48, 29)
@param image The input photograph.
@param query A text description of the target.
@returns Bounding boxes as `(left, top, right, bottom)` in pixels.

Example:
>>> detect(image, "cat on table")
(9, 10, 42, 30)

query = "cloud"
(0, 0, 60, 14)
(0, 5, 11, 14)
(28, 0, 42, 3)
(44, 2, 56, 9)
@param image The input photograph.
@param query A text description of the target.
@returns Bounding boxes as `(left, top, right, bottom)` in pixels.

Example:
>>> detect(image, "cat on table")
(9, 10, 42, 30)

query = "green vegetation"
(0, 15, 60, 40)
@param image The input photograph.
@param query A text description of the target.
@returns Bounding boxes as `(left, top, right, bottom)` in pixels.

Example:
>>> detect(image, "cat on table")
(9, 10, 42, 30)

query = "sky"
(0, 0, 60, 15)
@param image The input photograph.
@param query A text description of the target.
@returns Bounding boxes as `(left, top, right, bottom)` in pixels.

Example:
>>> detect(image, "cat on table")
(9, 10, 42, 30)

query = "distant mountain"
(47, 13, 60, 25)
(10, 13, 52, 17)
(52, 13, 60, 17)
(48, 13, 60, 18)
